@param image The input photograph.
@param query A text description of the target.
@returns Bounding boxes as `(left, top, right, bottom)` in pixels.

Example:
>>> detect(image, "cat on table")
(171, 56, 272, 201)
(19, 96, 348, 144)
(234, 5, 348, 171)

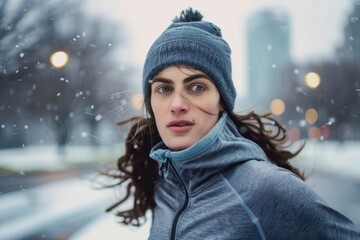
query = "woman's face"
(150, 66, 222, 151)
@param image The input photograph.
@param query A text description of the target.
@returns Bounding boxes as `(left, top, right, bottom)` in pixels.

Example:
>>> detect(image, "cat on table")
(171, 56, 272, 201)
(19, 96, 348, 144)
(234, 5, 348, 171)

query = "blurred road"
(0, 165, 116, 240)
(0, 164, 98, 195)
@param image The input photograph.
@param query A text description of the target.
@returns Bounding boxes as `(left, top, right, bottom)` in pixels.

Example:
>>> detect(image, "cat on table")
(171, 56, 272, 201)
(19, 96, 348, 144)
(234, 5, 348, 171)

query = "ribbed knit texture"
(143, 20, 237, 110)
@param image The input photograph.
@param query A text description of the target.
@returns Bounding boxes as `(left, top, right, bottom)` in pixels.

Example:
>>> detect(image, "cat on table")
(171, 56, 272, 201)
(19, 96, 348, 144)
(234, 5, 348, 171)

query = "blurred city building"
(295, 1, 360, 141)
(338, 0, 360, 65)
(243, 2, 360, 141)
(245, 8, 292, 112)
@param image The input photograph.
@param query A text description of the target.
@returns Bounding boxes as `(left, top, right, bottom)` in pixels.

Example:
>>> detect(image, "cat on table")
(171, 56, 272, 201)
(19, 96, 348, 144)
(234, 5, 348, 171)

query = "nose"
(170, 92, 189, 114)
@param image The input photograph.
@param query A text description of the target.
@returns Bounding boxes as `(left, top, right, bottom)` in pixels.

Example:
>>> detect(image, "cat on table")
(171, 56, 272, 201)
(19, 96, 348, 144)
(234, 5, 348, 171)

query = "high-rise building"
(338, 0, 360, 65)
(245, 8, 291, 111)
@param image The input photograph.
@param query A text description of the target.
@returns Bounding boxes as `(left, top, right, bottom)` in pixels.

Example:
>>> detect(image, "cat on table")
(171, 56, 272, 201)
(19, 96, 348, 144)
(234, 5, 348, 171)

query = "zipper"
(168, 159, 189, 240)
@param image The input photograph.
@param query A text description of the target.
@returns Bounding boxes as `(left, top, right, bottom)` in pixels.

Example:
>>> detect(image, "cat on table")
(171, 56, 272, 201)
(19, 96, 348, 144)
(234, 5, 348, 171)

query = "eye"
(156, 86, 172, 94)
(189, 84, 205, 93)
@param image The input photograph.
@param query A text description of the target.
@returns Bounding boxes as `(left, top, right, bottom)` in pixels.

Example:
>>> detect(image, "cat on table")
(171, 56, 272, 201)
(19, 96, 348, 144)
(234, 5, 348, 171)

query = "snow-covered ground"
(0, 144, 123, 172)
(0, 144, 125, 240)
(293, 140, 360, 181)
(0, 173, 116, 240)
(0, 141, 359, 179)
(69, 212, 152, 240)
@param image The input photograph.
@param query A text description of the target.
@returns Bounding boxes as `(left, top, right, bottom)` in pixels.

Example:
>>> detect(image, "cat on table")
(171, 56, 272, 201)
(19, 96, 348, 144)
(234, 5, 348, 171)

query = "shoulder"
(222, 160, 324, 224)
(223, 159, 307, 196)
(222, 160, 360, 239)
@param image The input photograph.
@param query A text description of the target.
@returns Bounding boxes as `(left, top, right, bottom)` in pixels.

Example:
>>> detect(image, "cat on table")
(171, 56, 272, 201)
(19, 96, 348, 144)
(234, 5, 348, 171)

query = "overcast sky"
(86, 0, 354, 97)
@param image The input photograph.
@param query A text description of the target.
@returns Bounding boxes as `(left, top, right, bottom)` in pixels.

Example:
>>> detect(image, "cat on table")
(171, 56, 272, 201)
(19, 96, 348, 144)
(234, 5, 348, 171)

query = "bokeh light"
(305, 108, 318, 124)
(308, 126, 321, 140)
(132, 94, 144, 109)
(50, 51, 69, 68)
(288, 128, 301, 142)
(270, 98, 285, 115)
(321, 125, 331, 139)
(304, 72, 321, 89)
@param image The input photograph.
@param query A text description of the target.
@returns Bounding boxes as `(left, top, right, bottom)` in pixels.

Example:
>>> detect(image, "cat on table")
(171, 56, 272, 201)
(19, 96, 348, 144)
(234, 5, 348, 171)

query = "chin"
(165, 140, 194, 151)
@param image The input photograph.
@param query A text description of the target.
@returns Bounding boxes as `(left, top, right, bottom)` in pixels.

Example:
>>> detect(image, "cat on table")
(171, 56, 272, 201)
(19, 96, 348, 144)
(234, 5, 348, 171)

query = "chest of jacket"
(148, 160, 263, 240)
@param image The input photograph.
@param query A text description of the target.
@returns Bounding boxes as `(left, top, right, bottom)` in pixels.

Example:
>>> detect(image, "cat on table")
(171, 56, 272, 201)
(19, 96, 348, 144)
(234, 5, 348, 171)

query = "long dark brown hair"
(101, 90, 305, 226)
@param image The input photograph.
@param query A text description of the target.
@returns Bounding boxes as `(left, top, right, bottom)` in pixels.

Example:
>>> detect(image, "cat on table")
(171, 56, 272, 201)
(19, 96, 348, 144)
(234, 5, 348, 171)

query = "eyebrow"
(152, 74, 212, 85)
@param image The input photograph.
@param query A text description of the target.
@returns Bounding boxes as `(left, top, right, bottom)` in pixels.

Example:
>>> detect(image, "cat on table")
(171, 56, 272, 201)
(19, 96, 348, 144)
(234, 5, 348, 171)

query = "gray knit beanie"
(142, 8, 236, 111)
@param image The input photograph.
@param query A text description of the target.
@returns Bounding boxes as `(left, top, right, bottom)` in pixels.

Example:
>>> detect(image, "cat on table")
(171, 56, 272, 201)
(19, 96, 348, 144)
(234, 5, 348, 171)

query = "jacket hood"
(150, 112, 267, 170)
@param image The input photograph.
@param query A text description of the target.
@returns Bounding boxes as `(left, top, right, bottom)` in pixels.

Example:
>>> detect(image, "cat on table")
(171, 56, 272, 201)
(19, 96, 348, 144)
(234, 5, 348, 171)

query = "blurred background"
(0, 0, 359, 239)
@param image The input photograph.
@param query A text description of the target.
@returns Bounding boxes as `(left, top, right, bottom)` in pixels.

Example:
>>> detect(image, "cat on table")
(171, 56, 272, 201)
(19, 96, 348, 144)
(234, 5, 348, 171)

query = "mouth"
(167, 120, 194, 127)
(167, 120, 194, 132)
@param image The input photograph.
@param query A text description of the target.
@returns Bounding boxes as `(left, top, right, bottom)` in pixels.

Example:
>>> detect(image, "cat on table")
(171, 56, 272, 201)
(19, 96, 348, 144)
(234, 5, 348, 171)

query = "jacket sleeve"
(255, 166, 360, 239)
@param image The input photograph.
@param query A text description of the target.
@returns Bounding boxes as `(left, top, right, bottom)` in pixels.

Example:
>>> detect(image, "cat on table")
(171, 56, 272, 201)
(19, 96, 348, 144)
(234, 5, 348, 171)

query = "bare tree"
(0, 0, 132, 149)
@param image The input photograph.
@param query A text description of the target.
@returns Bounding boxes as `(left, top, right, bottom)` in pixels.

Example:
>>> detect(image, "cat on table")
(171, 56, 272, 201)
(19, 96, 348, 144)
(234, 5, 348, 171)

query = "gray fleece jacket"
(148, 113, 360, 239)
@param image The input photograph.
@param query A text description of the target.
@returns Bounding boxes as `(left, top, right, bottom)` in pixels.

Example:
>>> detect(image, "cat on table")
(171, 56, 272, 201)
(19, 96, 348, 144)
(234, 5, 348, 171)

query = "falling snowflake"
(299, 119, 307, 127)
(326, 117, 336, 126)
(95, 114, 102, 121)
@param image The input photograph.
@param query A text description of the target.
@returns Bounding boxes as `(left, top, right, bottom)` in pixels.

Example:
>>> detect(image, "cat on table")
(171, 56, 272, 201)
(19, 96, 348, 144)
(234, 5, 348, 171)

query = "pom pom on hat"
(172, 7, 204, 22)
(143, 8, 237, 110)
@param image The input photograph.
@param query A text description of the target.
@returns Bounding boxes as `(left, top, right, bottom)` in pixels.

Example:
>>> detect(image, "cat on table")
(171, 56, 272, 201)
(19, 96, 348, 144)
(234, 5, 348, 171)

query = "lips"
(167, 120, 194, 132)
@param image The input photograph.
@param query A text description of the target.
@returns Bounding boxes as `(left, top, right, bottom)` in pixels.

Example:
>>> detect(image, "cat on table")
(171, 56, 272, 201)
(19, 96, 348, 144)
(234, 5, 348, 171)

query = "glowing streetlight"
(50, 51, 69, 68)
(304, 72, 321, 89)
(270, 98, 286, 115)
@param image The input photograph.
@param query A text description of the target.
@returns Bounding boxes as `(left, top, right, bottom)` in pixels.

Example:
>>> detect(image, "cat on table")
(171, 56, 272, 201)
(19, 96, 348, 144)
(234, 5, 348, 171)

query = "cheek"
(150, 98, 161, 115)
(200, 97, 222, 113)
(150, 98, 165, 126)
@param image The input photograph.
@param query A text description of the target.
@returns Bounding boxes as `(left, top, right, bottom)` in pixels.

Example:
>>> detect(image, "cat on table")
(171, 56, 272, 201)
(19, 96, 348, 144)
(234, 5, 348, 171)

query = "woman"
(104, 8, 360, 239)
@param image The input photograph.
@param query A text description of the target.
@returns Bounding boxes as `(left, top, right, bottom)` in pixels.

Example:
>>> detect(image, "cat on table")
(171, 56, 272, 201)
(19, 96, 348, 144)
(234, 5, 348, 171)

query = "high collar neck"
(150, 113, 267, 169)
